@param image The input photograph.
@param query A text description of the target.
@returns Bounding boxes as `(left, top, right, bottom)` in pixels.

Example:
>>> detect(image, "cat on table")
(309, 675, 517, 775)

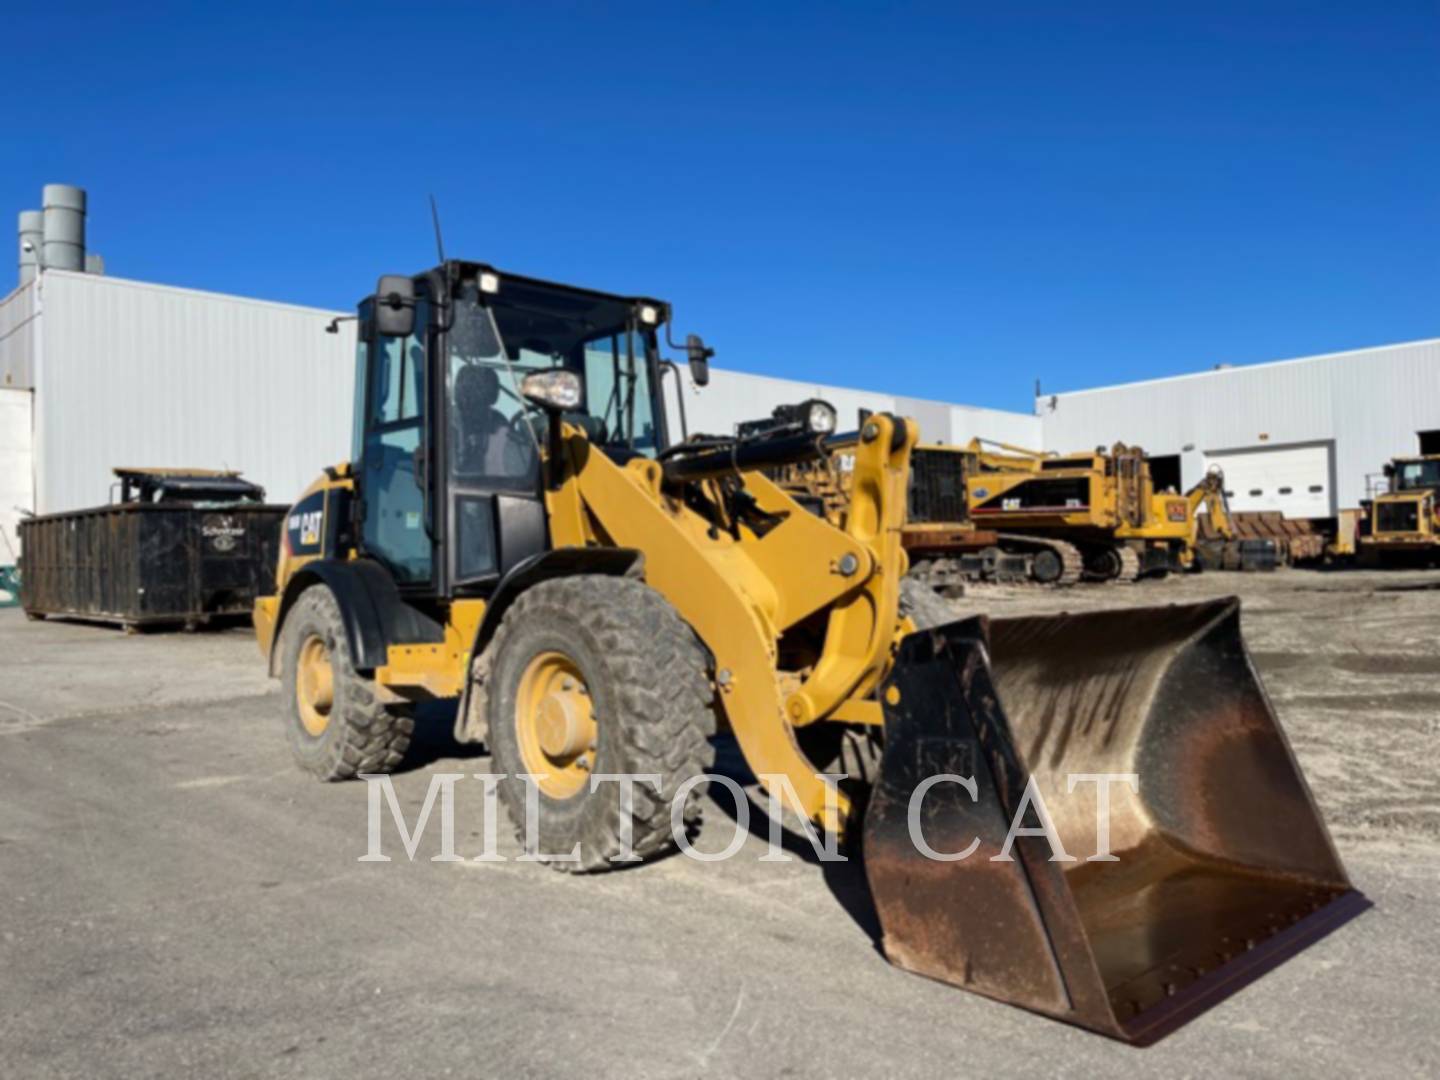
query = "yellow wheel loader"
(1359, 455, 1440, 567)
(255, 261, 1364, 1044)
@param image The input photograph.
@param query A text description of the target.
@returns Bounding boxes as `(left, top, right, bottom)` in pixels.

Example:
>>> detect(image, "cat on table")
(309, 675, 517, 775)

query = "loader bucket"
(863, 598, 1367, 1045)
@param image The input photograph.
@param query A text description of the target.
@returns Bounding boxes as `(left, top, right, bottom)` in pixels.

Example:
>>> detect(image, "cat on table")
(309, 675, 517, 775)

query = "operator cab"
(1387, 456, 1440, 496)
(349, 261, 709, 600)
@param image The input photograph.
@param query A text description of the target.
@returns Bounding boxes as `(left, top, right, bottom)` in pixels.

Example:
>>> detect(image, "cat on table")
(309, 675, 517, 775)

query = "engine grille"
(909, 449, 970, 524)
(1376, 501, 1420, 534)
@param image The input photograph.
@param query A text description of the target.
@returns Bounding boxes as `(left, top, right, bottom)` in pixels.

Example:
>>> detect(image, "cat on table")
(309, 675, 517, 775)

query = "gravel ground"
(0, 569, 1436, 1078)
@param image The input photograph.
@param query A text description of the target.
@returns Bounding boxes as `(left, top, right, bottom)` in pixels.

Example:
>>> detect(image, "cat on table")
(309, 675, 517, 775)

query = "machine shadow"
(709, 735, 885, 951)
(393, 699, 487, 774)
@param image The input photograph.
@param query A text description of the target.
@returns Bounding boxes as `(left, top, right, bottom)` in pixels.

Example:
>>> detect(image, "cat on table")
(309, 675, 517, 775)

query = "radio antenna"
(429, 194, 446, 264)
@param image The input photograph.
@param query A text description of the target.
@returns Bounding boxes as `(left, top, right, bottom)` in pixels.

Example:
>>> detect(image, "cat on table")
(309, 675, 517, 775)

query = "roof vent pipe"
(17, 210, 43, 286)
(41, 184, 86, 272)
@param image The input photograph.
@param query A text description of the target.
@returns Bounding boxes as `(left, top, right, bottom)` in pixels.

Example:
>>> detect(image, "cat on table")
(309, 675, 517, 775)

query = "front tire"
(484, 575, 716, 872)
(280, 585, 414, 780)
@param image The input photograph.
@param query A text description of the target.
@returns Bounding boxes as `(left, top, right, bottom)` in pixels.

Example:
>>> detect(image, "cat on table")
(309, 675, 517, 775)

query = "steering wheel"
(509, 410, 542, 441)
(504, 412, 541, 471)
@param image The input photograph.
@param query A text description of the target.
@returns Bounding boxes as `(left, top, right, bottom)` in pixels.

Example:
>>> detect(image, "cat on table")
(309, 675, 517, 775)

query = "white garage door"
(0, 388, 34, 569)
(1204, 443, 1332, 518)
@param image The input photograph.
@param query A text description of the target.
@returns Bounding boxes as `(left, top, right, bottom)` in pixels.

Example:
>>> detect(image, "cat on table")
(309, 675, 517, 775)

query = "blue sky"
(5, 2, 1436, 412)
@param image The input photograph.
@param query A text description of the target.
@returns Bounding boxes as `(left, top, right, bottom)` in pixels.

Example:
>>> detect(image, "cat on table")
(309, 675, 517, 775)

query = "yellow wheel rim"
(515, 651, 597, 799)
(296, 634, 335, 738)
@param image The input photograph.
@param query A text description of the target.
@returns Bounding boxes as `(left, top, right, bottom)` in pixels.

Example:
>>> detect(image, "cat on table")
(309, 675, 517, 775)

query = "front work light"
(805, 399, 838, 435)
(521, 369, 583, 412)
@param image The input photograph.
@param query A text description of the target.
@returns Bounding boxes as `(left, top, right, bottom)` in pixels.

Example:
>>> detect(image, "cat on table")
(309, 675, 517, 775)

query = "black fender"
(453, 546, 643, 743)
(269, 558, 443, 675)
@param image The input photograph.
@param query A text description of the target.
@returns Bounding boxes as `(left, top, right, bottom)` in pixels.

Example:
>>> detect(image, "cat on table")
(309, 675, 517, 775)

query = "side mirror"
(1383, 463, 1395, 477)
(686, 334, 713, 387)
(521, 369, 583, 413)
(374, 275, 416, 338)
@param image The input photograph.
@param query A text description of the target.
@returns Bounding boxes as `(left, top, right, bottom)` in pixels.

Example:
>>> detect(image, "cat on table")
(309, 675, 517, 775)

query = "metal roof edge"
(37, 268, 347, 319)
(1040, 336, 1440, 403)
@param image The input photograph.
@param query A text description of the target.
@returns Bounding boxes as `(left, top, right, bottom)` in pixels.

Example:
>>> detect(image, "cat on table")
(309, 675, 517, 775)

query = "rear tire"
(484, 575, 717, 872)
(280, 585, 414, 780)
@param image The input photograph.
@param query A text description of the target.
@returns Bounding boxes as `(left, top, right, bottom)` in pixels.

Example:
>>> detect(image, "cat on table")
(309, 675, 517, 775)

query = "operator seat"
(454, 365, 530, 480)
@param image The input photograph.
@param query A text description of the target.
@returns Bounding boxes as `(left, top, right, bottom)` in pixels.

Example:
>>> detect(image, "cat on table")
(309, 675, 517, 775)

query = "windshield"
(1396, 460, 1440, 492)
(445, 279, 663, 477)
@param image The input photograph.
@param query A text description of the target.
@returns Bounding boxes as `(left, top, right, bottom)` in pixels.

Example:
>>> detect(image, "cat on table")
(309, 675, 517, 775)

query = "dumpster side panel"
(19, 502, 289, 628)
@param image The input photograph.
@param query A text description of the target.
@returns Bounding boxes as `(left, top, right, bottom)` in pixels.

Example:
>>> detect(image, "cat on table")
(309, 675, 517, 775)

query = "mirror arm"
(660, 360, 689, 441)
(545, 410, 565, 491)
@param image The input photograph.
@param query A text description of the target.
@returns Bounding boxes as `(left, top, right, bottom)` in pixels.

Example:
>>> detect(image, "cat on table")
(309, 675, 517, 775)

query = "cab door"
(358, 296, 433, 585)
(440, 282, 547, 592)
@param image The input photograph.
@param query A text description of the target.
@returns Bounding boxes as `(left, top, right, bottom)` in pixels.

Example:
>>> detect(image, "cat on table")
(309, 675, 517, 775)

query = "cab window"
(584, 329, 659, 456)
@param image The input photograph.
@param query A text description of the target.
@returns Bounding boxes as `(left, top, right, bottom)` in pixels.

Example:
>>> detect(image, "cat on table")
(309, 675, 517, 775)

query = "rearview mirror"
(374, 275, 416, 338)
(686, 334, 713, 387)
(521, 369, 583, 413)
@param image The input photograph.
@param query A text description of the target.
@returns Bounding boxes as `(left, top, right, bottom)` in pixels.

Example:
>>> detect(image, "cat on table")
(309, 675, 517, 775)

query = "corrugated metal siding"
(35, 271, 356, 513)
(947, 404, 1042, 449)
(666, 366, 899, 440)
(27, 270, 1043, 514)
(666, 371, 1039, 446)
(0, 387, 34, 559)
(1038, 339, 1440, 511)
(0, 281, 38, 389)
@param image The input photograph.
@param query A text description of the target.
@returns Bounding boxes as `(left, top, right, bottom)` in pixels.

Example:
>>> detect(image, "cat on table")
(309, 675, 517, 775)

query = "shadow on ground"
(710, 734, 884, 951)
(394, 699, 486, 774)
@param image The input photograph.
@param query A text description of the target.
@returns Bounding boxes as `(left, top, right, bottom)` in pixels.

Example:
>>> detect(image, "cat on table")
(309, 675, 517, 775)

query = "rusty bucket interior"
(864, 598, 1368, 1045)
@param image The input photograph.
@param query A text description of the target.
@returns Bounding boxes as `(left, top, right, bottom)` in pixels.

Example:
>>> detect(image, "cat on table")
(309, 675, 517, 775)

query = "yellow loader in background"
(254, 260, 1364, 1044)
(1360, 454, 1440, 566)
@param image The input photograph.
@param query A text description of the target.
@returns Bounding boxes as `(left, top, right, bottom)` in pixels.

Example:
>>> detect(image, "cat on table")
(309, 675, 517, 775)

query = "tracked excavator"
(769, 442, 1084, 589)
(255, 260, 1364, 1044)
(960, 439, 1214, 581)
(846, 440, 1203, 591)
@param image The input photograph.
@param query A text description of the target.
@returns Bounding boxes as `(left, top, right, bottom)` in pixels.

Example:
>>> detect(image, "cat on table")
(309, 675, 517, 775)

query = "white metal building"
(0, 267, 1040, 557)
(672, 365, 1039, 450)
(1037, 338, 1440, 516)
(0, 270, 357, 554)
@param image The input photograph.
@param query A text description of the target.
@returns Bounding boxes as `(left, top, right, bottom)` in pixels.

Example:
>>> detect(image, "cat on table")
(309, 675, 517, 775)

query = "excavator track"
(996, 534, 1084, 587)
(909, 535, 1085, 591)
(1117, 544, 1141, 583)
